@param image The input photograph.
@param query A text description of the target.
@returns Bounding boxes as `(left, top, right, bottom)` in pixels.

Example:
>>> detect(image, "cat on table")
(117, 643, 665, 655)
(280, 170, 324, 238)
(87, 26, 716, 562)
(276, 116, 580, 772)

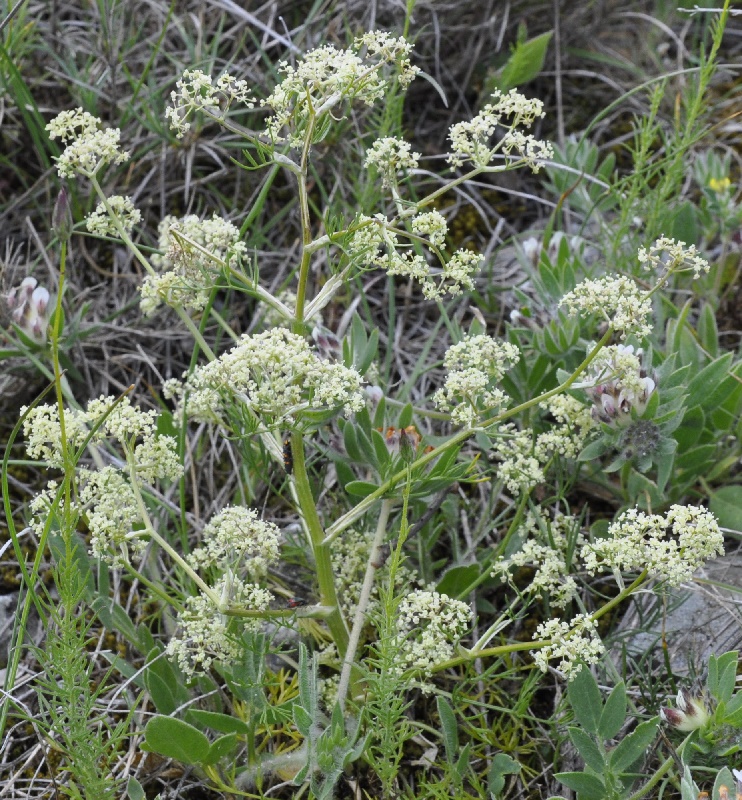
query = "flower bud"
(52, 186, 73, 242)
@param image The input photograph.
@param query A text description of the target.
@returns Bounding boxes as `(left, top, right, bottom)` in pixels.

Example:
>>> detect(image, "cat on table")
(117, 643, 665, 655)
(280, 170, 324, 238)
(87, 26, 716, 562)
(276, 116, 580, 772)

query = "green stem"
(289, 431, 349, 656)
(323, 328, 614, 543)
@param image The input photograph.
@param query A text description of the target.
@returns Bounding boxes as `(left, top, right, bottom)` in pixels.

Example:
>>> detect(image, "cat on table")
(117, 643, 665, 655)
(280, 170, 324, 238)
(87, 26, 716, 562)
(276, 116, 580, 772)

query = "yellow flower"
(708, 176, 731, 193)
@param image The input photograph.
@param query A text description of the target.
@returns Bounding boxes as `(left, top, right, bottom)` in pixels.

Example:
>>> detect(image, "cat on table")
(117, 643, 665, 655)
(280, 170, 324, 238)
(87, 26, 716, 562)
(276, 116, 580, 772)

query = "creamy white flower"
(46, 108, 129, 178)
(533, 614, 605, 680)
(364, 136, 420, 187)
(396, 590, 470, 675)
(166, 68, 254, 138)
(581, 505, 723, 586)
(638, 236, 710, 279)
(433, 335, 520, 427)
(559, 276, 653, 340)
(448, 89, 552, 170)
(85, 196, 141, 237)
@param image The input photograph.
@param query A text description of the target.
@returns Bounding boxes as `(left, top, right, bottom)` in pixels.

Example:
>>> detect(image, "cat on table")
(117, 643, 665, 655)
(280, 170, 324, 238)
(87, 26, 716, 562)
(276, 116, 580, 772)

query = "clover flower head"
(141, 213, 245, 315)
(364, 136, 420, 188)
(166, 68, 254, 138)
(396, 590, 470, 675)
(85, 196, 142, 237)
(46, 108, 129, 178)
(447, 89, 552, 170)
(637, 236, 710, 279)
(660, 689, 711, 731)
(188, 506, 280, 577)
(559, 276, 653, 340)
(433, 334, 520, 427)
(6, 276, 51, 343)
(181, 328, 364, 425)
(533, 613, 605, 680)
(572, 344, 656, 425)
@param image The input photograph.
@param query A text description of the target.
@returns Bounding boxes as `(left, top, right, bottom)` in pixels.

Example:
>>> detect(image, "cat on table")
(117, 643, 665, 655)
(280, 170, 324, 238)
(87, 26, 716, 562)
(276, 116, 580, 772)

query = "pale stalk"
(336, 498, 393, 709)
(125, 456, 221, 606)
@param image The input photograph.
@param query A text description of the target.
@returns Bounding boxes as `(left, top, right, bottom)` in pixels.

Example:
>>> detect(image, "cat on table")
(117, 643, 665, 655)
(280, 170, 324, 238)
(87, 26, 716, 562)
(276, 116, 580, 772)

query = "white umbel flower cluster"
(581, 505, 723, 586)
(85, 195, 142, 237)
(493, 511, 583, 608)
(263, 32, 418, 146)
(638, 236, 710, 280)
(559, 275, 653, 340)
(46, 108, 129, 178)
(141, 213, 246, 315)
(433, 334, 520, 427)
(490, 423, 544, 495)
(447, 89, 552, 171)
(166, 507, 281, 676)
(364, 136, 420, 188)
(23, 396, 183, 566)
(533, 614, 605, 680)
(166, 580, 273, 677)
(166, 68, 254, 138)
(396, 590, 470, 675)
(172, 328, 364, 425)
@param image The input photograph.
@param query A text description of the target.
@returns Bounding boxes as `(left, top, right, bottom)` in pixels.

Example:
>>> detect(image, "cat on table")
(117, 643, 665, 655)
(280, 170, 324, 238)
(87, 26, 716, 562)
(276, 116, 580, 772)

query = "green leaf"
(568, 727, 605, 773)
(555, 771, 605, 798)
(143, 716, 210, 765)
(686, 352, 733, 409)
(608, 717, 658, 772)
(144, 669, 177, 716)
(674, 406, 704, 451)
(398, 403, 414, 428)
(697, 303, 719, 358)
(708, 651, 738, 702)
(436, 696, 459, 765)
(436, 564, 480, 598)
(487, 753, 520, 797)
(126, 777, 146, 800)
(203, 732, 238, 766)
(186, 710, 250, 735)
(577, 439, 609, 462)
(599, 682, 627, 740)
(568, 667, 602, 734)
(343, 423, 363, 462)
(496, 30, 553, 91)
(710, 486, 742, 532)
(344, 480, 380, 497)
